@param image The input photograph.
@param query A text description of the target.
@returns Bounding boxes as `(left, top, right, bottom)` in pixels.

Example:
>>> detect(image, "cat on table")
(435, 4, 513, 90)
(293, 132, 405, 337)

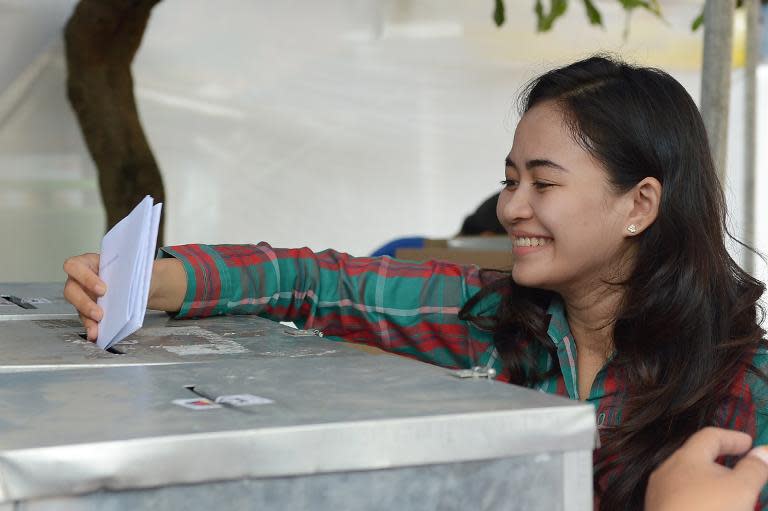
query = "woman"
(64, 56, 768, 510)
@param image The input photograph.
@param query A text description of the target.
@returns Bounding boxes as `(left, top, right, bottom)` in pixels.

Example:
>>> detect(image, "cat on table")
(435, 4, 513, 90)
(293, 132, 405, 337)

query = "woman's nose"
(497, 188, 533, 226)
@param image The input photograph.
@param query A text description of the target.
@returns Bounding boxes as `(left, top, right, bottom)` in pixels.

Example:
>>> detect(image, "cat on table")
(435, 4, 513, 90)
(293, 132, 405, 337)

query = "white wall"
(0, 0, 765, 287)
(0, 0, 100, 282)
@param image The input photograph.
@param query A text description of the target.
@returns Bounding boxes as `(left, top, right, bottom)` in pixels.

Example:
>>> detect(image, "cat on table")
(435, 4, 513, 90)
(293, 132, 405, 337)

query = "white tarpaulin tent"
(0, 0, 765, 290)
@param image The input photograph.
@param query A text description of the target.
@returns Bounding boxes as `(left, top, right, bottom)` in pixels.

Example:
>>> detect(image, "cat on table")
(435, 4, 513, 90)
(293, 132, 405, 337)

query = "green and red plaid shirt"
(160, 242, 768, 508)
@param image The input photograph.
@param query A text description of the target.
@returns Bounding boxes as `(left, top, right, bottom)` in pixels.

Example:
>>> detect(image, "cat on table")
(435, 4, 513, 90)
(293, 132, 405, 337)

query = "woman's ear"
(624, 177, 661, 237)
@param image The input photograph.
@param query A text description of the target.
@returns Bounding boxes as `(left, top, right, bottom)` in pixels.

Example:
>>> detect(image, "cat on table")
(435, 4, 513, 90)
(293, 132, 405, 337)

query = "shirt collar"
(546, 294, 571, 346)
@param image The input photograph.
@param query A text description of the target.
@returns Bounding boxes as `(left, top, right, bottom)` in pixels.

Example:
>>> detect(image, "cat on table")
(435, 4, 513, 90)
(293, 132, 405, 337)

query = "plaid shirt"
(160, 242, 768, 508)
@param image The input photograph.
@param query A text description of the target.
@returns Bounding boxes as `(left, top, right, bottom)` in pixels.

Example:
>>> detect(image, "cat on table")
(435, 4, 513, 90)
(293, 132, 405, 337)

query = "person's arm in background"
(645, 427, 768, 511)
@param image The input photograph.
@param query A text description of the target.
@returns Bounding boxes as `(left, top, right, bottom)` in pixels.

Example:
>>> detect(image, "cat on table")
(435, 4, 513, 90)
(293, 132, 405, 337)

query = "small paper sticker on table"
(25, 297, 52, 304)
(215, 394, 273, 407)
(173, 398, 222, 410)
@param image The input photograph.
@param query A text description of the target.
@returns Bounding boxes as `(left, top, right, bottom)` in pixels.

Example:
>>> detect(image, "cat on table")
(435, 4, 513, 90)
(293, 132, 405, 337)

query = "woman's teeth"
(513, 237, 551, 247)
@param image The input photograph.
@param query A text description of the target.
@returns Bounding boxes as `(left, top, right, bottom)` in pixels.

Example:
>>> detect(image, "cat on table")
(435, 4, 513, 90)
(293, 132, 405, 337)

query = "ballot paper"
(96, 196, 162, 350)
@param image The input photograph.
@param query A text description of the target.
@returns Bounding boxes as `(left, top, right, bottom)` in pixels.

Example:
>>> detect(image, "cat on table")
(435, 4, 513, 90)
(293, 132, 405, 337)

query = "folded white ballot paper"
(96, 196, 162, 350)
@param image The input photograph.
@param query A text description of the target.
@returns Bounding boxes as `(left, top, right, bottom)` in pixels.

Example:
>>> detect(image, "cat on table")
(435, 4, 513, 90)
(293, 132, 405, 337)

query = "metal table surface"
(0, 357, 595, 510)
(0, 312, 366, 372)
(0, 283, 76, 321)
(0, 285, 596, 511)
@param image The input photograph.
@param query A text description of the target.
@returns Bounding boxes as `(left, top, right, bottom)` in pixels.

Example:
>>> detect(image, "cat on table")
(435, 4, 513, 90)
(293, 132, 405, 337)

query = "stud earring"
(627, 224, 638, 234)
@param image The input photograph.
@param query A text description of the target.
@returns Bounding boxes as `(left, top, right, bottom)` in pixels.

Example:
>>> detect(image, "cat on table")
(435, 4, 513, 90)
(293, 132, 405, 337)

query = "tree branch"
(64, 0, 166, 244)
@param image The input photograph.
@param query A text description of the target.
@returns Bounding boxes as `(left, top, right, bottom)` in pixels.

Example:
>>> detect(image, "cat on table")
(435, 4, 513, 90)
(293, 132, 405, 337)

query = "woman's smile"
(511, 233, 552, 256)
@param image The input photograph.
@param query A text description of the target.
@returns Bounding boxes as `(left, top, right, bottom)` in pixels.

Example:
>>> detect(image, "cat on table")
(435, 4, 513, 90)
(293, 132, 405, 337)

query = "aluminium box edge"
(0, 403, 596, 503)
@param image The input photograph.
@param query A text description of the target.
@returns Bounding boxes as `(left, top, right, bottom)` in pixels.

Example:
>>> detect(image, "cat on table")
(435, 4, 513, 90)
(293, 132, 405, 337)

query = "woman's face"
(497, 100, 634, 297)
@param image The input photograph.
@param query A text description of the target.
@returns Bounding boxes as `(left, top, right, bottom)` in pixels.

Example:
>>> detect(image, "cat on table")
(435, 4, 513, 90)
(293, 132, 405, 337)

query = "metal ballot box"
(0, 282, 76, 321)
(0, 355, 596, 511)
(0, 313, 370, 372)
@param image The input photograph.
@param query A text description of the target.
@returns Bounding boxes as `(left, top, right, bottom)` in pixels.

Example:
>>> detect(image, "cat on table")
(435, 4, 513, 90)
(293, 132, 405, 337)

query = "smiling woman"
(498, 99, 659, 295)
(62, 55, 768, 511)
(462, 55, 768, 510)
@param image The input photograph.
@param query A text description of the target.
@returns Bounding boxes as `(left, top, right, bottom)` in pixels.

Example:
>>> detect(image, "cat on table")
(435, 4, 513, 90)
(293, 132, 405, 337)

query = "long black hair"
(460, 55, 767, 510)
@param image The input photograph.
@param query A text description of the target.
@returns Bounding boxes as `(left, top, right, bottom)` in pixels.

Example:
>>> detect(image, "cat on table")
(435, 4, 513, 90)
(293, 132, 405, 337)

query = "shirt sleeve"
(158, 243, 503, 370)
(695, 349, 768, 510)
(743, 348, 768, 510)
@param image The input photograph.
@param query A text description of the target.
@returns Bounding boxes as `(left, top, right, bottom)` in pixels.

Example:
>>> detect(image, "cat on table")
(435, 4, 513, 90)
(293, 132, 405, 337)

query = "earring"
(627, 224, 638, 234)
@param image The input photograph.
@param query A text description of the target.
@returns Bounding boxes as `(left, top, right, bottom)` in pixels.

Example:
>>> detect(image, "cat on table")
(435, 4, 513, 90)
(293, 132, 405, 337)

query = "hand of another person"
(62, 253, 105, 341)
(645, 427, 768, 511)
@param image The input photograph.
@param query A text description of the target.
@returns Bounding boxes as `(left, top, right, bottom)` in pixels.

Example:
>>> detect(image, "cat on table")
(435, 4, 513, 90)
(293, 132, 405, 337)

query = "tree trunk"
(700, 0, 735, 184)
(64, 0, 166, 244)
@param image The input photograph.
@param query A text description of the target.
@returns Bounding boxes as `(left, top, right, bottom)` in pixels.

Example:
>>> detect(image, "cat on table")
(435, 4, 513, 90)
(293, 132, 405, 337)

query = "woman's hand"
(645, 427, 768, 511)
(63, 253, 105, 341)
(63, 254, 187, 341)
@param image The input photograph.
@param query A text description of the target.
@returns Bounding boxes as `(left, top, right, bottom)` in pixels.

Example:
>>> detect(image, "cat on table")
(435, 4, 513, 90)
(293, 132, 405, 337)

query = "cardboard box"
(396, 237, 513, 270)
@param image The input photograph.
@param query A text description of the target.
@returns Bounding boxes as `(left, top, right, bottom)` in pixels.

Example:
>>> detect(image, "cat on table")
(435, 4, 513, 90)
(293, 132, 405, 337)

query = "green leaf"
(582, 0, 603, 26)
(617, 0, 662, 17)
(494, 0, 505, 27)
(535, 0, 569, 32)
(691, 10, 704, 31)
(535, 0, 544, 26)
(648, 0, 662, 16)
(618, 0, 646, 8)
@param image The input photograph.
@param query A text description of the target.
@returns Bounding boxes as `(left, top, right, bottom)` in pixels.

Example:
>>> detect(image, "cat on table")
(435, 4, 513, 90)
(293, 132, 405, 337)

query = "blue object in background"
(370, 237, 426, 257)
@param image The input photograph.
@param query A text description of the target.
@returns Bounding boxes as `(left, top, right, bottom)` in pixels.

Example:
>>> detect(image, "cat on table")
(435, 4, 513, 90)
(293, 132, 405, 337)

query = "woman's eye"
(533, 181, 554, 190)
(500, 179, 518, 189)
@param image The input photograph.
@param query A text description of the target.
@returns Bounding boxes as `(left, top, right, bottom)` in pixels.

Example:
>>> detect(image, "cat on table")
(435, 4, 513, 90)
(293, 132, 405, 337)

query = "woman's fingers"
(63, 253, 106, 296)
(80, 315, 99, 342)
(63, 253, 105, 326)
(64, 277, 103, 321)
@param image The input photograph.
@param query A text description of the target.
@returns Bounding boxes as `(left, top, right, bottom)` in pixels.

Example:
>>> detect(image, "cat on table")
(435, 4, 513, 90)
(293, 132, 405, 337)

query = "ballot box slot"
(185, 384, 218, 403)
(0, 295, 37, 310)
(76, 332, 125, 355)
(182, 384, 265, 414)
